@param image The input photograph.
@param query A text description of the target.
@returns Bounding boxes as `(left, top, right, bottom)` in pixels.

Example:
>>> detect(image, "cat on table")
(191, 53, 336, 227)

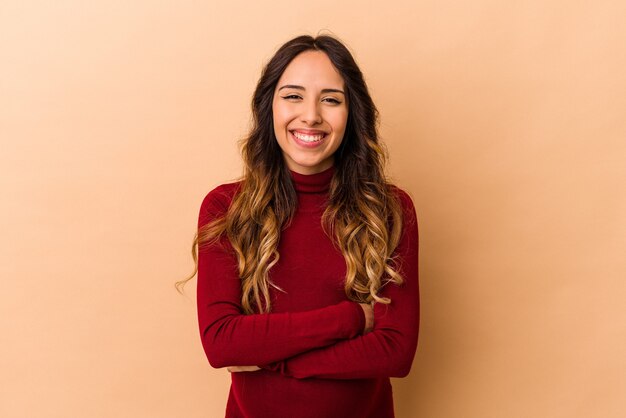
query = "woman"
(176, 34, 420, 418)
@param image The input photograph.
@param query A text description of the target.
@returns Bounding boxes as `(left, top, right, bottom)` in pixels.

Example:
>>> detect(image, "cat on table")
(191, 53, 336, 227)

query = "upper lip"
(290, 129, 327, 135)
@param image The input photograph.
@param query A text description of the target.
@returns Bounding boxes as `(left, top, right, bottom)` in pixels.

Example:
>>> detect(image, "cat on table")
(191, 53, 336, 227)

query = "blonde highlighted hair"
(175, 34, 406, 314)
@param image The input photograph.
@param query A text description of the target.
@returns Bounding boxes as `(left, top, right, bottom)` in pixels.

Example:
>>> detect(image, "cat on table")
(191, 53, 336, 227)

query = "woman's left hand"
(227, 365, 261, 372)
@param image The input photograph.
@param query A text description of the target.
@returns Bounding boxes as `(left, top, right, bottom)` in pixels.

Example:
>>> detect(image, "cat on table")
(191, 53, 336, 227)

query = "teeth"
(293, 131, 324, 142)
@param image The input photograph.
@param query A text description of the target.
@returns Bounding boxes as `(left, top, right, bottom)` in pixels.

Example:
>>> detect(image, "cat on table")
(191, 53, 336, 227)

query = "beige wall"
(1, 1, 624, 417)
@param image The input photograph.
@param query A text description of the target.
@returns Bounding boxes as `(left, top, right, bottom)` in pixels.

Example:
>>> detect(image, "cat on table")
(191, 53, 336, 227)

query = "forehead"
(277, 50, 345, 89)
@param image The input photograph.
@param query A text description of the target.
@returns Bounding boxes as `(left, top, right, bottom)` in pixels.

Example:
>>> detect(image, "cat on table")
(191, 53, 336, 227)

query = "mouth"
(290, 130, 327, 144)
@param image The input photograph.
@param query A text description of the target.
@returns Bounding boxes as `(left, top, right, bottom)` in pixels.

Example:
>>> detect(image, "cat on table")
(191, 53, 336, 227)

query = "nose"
(300, 98, 322, 125)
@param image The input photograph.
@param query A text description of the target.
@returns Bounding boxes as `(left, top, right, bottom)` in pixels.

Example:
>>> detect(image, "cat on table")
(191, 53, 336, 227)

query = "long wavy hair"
(175, 34, 405, 314)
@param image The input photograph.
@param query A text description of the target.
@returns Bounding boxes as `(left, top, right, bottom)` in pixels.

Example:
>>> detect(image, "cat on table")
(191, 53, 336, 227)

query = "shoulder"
(388, 184, 419, 230)
(198, 180, 242, 226)
(201, 181, 242, 211)
(389, 184, 417, 215)
(389, 184, 414, 207)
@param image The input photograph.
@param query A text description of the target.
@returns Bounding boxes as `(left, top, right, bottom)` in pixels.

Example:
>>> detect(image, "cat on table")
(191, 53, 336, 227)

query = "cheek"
(329, 110, 348, 133)
(272, 108, 290, 144)
(272, 99, 293, 121)
(271, 97, 283, 120)
(274, 108, 287, 124)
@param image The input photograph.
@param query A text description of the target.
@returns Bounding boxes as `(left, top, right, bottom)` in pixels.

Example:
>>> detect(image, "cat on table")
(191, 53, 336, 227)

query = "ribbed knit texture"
(196, 164, 420, 418)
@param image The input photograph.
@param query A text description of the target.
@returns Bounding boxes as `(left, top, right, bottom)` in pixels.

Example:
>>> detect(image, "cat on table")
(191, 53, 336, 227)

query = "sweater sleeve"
(259, 188, 420, 379)
(196, 185, 366, 369)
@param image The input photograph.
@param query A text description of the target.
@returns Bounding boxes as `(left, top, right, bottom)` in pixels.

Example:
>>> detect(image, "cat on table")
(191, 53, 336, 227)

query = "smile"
(292, 131, 325, 142)
(290, 130, 328, 148)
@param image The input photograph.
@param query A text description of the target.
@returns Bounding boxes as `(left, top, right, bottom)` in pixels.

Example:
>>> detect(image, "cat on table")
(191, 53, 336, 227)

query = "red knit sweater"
(197, 164, 420, 418)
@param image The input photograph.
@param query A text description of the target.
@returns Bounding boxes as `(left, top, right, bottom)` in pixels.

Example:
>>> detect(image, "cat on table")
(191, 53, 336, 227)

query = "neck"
(289, 165, 335, 194)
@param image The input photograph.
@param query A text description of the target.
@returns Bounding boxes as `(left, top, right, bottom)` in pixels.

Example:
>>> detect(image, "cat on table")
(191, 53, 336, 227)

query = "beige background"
(1, 1, 624, 417)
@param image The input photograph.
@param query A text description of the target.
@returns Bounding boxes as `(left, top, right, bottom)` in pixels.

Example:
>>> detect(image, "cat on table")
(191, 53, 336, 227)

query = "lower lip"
(290, 131, 327, 148)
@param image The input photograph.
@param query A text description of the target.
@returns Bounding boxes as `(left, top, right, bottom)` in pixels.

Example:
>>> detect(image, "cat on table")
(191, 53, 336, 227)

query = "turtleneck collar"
(289, 165, 335, 194)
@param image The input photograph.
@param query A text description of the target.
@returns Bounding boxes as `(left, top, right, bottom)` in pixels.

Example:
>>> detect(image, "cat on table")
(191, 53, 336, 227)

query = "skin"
(272, 50, 349, 175)
(228, 50, 375, 373)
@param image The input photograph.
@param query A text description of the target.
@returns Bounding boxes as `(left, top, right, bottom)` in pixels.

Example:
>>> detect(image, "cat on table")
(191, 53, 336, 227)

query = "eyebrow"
(278, 84, 345, 95)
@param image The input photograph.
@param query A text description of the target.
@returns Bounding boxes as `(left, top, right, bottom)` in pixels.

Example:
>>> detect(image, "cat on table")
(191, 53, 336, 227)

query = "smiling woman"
(175, 33, 420, 418)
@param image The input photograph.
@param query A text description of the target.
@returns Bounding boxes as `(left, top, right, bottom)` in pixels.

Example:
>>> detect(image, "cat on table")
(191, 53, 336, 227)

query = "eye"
(323, 98, 342, 104)
(282, 95, 301, 100)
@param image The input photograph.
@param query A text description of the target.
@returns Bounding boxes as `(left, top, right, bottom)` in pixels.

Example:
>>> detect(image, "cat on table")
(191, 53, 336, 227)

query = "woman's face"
(272, 50, 348, 175)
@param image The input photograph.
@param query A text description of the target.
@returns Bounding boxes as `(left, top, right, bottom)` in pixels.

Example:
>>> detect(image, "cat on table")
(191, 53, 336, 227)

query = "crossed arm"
(197, 186, 419, 379)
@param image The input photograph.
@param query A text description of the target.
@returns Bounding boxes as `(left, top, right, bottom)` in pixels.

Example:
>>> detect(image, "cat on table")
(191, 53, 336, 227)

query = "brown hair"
(175, 34, 405, 314)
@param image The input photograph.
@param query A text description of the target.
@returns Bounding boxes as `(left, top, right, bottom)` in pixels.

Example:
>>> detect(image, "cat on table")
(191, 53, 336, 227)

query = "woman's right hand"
(359, 302, 374, 334)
